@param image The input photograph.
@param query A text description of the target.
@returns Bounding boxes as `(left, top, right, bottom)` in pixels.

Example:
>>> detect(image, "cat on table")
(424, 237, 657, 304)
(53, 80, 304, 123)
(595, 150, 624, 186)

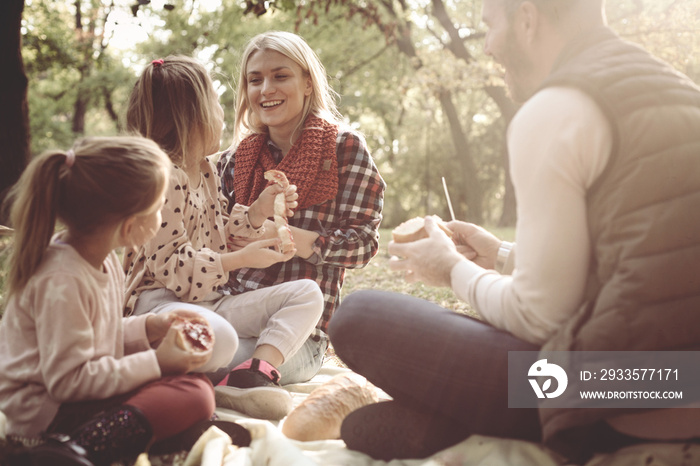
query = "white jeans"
(133, 280, 324, 374)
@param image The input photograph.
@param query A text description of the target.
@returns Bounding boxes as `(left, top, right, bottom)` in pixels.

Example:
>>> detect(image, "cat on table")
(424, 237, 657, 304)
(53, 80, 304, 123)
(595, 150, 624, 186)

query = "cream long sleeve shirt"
(0, 237, 160, 437)
(450, 87, 612, 345)
(450, 87, 700, 438)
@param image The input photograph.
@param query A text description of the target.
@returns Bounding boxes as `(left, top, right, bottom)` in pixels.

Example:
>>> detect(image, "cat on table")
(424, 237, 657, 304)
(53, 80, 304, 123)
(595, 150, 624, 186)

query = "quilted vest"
(535, 27, 700, 458)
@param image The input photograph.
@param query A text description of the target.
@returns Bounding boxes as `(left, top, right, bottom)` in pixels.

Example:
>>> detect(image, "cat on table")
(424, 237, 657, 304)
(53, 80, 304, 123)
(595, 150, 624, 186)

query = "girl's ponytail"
(4, 137, 171, 298)
(6, 151, 68, 297)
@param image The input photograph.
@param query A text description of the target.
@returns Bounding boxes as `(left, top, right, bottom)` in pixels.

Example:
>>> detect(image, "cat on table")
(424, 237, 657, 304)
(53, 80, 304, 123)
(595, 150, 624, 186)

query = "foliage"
(22, 0, 137, 155)
(19, 0, 700, 226)
(608, 0, 700, 82)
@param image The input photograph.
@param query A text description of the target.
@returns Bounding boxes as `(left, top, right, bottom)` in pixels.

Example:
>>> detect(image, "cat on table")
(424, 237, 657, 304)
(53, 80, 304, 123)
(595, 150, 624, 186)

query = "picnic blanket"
(1, 363, 698, 465)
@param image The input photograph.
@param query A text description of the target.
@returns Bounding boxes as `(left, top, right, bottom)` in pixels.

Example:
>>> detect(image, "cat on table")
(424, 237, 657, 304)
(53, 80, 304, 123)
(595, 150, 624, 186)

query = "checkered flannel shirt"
(217, 129, 386, 342)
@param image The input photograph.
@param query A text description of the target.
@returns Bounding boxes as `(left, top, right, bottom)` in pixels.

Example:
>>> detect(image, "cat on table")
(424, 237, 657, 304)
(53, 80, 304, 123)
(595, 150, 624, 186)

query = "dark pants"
(48, 374, 215, 441)
(328, 290, 542, 443)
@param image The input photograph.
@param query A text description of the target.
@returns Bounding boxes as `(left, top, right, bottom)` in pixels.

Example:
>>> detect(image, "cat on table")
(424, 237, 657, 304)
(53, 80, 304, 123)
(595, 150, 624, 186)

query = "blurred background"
(3, 0, 699, 228)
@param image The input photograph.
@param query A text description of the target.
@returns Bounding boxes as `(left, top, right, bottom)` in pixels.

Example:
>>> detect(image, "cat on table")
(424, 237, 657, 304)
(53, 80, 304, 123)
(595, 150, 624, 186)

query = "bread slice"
(391, 216, 452, 243)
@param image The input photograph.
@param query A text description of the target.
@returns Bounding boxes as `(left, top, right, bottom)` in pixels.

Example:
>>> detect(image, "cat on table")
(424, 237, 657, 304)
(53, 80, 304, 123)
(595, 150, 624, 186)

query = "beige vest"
(536, 27, 700, 459)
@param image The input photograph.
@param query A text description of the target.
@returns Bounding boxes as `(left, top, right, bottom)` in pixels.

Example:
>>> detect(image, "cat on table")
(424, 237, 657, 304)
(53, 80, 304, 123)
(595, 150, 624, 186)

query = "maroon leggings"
(48, 374, 215, 441)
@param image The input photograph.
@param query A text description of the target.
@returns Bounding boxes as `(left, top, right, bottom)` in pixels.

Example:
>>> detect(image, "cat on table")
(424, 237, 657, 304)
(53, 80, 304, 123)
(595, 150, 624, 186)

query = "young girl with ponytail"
(124, 56, 323, 421)
(0, 136, 245, 465)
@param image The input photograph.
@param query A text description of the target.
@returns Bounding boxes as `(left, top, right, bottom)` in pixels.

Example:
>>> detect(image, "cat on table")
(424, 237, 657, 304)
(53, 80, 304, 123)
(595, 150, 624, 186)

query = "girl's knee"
(296, 279, 324, 319)
(128, 375, 215, 439)
(205, 314, 239, 370)
(299, 279, 323, 300)
(183, 375, 216, 420)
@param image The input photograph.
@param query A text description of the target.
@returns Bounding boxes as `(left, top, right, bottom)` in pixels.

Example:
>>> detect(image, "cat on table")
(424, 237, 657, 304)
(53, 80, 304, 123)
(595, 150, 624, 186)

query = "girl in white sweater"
(0, 137, 240, 464)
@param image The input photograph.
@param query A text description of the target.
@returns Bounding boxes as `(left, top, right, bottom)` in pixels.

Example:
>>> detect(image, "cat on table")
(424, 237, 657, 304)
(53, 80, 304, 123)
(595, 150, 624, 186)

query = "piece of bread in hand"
(281, 373, 379, 441)
(392, 216, 453, 243)
(173, 318, 214, 354)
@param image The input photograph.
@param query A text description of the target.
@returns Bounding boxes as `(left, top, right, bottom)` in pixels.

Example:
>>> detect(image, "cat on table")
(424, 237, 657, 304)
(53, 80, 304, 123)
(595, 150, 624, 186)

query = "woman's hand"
(154, 325, 213, 375)
(248, 184, 298, 228)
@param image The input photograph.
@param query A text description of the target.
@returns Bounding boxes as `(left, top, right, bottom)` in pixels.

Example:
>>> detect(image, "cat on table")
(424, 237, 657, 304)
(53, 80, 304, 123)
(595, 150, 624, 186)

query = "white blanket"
(183, 365, 700, 466)
(2, 365, 698, 465)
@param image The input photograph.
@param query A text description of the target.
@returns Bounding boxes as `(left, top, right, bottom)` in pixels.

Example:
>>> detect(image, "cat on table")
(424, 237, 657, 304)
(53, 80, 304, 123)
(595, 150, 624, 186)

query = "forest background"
(0, 0, 699, 313)
(2, 0, 699, 228)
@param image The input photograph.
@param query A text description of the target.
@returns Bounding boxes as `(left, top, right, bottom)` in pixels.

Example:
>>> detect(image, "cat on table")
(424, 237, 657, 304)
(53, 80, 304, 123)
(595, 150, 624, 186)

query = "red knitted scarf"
(233, 116, 339, 210)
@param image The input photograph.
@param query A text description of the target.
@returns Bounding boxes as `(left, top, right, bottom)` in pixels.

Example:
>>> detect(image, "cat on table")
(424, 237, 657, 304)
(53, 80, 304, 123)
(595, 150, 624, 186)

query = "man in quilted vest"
(328, 0, 700, 462)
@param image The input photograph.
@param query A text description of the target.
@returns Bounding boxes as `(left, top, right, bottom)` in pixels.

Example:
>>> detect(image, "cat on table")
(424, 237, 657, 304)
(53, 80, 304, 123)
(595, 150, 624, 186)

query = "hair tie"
(152, 59, 164, 67)
(65, 150, 76, 168)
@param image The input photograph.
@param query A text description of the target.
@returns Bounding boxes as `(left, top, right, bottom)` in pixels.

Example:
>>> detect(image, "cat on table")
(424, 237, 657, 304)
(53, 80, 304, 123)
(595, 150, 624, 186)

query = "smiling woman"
(244, 49, 313, 153)
(217, 31, 386, 387)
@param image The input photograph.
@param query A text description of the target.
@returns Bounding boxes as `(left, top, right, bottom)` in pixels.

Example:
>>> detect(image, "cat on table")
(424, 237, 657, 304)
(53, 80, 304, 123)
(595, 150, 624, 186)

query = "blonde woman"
(124, 56, 323, 421)
(218, 31, 386, 384)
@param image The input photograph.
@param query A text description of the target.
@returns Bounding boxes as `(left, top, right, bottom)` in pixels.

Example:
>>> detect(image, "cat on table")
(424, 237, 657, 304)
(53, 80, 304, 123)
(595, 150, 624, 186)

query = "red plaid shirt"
(217, 129, 386, 342)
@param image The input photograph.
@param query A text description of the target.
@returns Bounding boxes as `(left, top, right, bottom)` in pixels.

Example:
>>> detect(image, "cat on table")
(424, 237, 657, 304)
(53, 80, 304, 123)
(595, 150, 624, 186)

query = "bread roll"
(392, 216, 452, 243)
(173, 318, 214, 354)
(264, 169, 295, 253)
(281, 373, 379, 441)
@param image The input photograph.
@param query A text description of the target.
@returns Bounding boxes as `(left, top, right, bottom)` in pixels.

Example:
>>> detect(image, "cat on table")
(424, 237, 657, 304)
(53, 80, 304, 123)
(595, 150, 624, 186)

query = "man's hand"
(388, 216, 465, 287)
(446, 221, 502, 270)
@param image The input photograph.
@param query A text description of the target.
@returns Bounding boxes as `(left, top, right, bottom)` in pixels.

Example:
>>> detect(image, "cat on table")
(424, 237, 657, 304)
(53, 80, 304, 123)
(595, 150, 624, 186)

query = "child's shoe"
(214, 358, 293, 421)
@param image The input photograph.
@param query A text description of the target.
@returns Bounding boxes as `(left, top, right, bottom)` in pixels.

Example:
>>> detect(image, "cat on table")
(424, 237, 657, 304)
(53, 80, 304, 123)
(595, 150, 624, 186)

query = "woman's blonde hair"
(230, 31, 342, 149)
(4, 136, 171, 297)
(126, 55, 220, 168)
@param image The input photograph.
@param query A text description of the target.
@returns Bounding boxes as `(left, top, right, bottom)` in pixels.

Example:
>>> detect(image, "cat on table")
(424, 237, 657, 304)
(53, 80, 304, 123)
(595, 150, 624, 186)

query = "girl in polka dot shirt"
(123, 56, 323, 420)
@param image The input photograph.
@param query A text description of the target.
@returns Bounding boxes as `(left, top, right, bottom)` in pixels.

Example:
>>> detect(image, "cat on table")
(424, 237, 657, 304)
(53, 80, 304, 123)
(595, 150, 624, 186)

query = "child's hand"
(248, 184, 298, 227)
(145, 310, 205, 346)
(155, 325, 213, 375)
(145, 313, 175, 346)
(224, 238, 296, 271)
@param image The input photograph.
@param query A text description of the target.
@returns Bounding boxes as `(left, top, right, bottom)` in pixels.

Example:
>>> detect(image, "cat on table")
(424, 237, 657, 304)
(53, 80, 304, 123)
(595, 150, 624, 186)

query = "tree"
(289, 0, 514, 225)
(10, 0, 698, 228)
(22, 0, 136, 155)
(0, 0, 30, 224)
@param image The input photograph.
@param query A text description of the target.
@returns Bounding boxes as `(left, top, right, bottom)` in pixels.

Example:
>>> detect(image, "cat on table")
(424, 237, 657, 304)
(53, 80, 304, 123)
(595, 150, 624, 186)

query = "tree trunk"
(437, 88, 483, 223)
(485, 85, 518, 226)
(72, 92, 88, 135)
(497, 131, 517, 227)
(430, 0, 519, 225)
(0, 0, 30, 225)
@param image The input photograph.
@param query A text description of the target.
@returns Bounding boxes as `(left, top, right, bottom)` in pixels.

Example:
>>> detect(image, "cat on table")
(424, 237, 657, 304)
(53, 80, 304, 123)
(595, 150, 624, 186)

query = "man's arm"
(453, 87, 613, 344)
